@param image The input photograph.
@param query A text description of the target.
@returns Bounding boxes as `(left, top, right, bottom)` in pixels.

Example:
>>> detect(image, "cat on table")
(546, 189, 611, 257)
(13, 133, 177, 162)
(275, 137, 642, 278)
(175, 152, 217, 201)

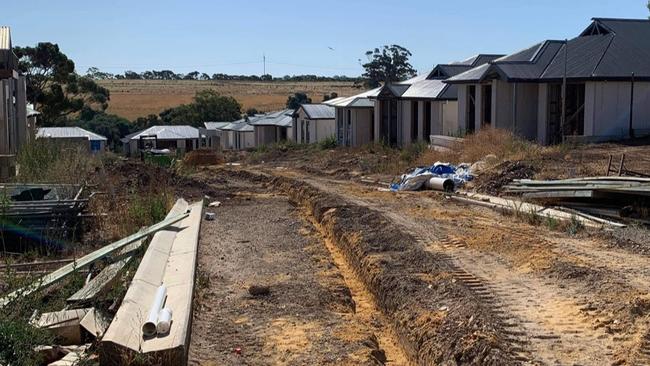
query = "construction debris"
(47, 344, 89, 366)
(390, 162, 472, 192)
(32, 308, 109, 345)
(0, 184, 92, 248)
(504, 176, 650, 224)
(0, 211, 189, 308)
(451, 192, 626, 228)
(101, 199, 203, 365)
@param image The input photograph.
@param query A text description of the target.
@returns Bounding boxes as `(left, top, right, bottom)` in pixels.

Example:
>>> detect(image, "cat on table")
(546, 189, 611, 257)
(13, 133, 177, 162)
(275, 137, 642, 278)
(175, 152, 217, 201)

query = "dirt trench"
(277, 171, 650, 365)
(269, 173, 517, 365)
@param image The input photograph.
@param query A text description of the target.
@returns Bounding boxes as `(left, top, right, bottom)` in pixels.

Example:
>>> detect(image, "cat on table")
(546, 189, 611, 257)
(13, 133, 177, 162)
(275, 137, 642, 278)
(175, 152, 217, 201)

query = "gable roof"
(370, 54, 503, 100)
(221, 121, 254, 132)
(299, 104, 335, 119)
(124, 125, 200, 141)
(37, 127, 107, 141)
(204, 122, 232, 130)
(248, 109, 294, 127)
(447, 18, 650, 84)
(323, 88, 379, 108)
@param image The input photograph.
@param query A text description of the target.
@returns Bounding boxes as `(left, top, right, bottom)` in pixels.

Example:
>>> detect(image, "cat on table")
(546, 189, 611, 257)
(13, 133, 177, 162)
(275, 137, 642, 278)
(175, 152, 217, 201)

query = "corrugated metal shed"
(300, 104, 335, 119)
(0, 27, 11, 50)
(126, 125, 200, 141)
(37, 127, 107, 141)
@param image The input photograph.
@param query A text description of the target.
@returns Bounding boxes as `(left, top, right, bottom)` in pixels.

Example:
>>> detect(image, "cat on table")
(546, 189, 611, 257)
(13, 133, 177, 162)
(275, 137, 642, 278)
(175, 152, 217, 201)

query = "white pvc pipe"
(156, 308, 173, 334)
(425, 177, 455, 192)
(142, 285, 166, 337)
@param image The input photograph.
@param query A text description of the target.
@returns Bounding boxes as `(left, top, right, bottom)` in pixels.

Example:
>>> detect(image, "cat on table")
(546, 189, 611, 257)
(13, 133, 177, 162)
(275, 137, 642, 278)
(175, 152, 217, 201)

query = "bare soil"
(188, 171, 405, 365)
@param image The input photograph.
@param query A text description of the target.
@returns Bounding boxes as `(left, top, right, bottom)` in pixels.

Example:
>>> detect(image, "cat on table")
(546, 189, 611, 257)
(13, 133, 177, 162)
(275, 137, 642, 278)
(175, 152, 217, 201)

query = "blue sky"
(3, 0, 648, 77)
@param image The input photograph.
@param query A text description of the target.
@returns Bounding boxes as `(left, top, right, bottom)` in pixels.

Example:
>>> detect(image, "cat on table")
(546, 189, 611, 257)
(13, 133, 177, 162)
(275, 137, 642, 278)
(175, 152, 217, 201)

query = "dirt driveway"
(188, 172, 407, 365)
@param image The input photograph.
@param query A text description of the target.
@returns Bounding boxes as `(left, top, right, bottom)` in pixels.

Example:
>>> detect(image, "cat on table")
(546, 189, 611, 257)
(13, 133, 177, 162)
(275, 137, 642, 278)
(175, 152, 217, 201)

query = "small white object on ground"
(205, 212, 216, 221)
(156, 308, 173, 334)
(143, 285, 167, 337)
(208, 201, 221, 207)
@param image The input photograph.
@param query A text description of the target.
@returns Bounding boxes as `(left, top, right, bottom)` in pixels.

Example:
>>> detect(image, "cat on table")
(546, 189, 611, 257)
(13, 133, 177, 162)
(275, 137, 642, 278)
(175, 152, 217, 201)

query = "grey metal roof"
(449, 18, 650, 83)
(204, 122, 232, 130)
(126, 125, 200, 141)
(323, 88, 379, 108)
(37, 127, 107, 141)
(0, 27, 10, 50)
(453, 54, 504, 67)
(445, 63, 492, 83)
(299, 104, 335, 119)
(248, 109, 294, 127)
(373, 54, 504, 98)
(401, 79, 448, 99)
(221, 122, 253, 132)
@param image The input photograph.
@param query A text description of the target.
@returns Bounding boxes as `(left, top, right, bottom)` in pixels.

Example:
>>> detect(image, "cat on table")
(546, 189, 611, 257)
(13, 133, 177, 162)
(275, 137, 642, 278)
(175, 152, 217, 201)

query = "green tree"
(362, 44, 416, 88)
(286, 92, 311, 109)
(14, 42, 110, 125)
(73, 111, 132, 149)
(246, 107, 260, 116)
(323, 92, 338, 101)
(159, 90, 241, 126)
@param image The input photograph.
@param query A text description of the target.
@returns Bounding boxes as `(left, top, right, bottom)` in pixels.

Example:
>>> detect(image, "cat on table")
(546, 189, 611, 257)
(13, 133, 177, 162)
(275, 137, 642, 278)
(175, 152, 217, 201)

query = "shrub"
(0, 318, 52, 366)
(16, 139, 99, 184)
(319, 136, 337, 150)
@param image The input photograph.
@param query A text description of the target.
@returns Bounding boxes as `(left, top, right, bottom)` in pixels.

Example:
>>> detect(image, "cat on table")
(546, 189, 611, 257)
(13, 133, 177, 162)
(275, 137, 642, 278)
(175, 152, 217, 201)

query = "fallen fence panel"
(0, 212, 190, 308)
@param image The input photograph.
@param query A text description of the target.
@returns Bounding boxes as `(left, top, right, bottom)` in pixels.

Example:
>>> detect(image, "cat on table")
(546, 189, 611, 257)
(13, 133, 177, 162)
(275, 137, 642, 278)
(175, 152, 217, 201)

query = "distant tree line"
(85, 67, 362, 83)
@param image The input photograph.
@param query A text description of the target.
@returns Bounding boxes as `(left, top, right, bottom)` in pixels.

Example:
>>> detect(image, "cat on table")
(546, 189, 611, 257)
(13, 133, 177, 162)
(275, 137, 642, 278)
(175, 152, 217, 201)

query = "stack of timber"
(0, 183, 92, 249)
(101, 199, 203, 366)
(504, 176, 650, 224)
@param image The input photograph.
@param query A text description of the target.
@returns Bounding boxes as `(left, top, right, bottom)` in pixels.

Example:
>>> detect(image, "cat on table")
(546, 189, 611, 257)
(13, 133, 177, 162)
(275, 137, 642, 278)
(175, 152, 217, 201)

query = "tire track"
(294, 175, 623, 365)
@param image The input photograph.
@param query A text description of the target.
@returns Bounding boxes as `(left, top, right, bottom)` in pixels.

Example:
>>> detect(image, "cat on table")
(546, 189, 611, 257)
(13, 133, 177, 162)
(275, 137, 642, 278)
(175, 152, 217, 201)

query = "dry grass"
(99, 80, 362, 120)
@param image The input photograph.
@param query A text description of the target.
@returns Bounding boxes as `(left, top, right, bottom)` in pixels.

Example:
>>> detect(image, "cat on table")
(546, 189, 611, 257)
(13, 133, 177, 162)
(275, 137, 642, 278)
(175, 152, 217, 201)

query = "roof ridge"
(590, 34, 616, 77)
(538, 40, 565, 78)
(593, 17, 650, 22)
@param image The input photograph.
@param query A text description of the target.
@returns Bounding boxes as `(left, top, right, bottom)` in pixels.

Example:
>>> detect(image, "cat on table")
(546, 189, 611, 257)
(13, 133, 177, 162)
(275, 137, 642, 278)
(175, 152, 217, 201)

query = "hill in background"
(98, 80, 361, 120)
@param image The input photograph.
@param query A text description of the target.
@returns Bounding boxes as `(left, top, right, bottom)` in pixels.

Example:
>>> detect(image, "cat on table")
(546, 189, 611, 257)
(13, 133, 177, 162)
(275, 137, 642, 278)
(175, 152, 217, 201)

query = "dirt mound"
(475, 161, 537, 195)
(271, 174, 516, 365)
(183, 149, 224, 166)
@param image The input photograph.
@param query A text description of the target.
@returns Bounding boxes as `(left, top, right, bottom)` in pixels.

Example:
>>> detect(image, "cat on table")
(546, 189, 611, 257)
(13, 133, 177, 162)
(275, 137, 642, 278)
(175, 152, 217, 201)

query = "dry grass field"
(98, 80, 362, 120)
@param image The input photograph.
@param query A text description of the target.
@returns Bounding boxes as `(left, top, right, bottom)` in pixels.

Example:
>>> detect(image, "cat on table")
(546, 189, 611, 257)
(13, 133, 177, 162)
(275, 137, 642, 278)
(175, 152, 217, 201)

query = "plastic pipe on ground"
(156, 308, 173, 334)
(425, 177, 455, 192)
(142, 285, 166, 337)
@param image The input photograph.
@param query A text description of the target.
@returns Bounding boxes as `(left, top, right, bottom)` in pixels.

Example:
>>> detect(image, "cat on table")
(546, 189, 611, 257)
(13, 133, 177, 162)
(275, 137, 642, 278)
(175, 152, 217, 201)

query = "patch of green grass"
(127, 192, 172, 230)
(319, 136, 338, 150)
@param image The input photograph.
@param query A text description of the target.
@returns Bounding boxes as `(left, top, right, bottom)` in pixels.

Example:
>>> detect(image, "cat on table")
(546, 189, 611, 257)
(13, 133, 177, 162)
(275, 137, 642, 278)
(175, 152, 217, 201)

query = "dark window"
(411, 101, 419, 142)
(467, 86, 476, 133)
(389, 100, 398, 145)
(424, 101, 431, 139)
